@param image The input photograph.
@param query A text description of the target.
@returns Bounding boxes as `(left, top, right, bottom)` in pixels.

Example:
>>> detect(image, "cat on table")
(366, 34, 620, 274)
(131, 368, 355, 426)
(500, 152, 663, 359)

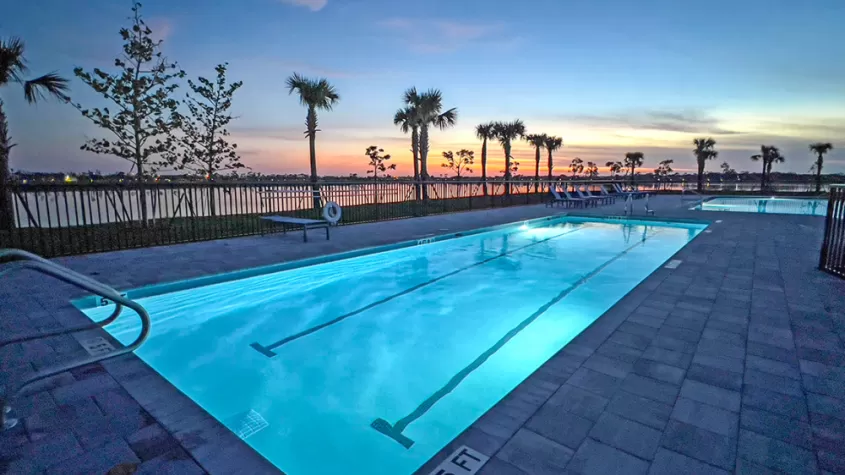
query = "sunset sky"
(5, 0, 845, 177)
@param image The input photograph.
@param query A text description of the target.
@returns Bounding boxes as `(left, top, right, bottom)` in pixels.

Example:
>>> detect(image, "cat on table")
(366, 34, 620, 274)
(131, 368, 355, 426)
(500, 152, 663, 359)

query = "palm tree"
(407, 88, 457, 188)
(286, 72, 339, 209)
(492, 120, 525, 195)
(809, 143, 833, 193)
(543, 135, 563, 181)
(524, 133, 545, 192)
(624, 152, 644, 186)
(475, 122, 496, 196)
(766, 148, 785, 181)
(0, 37, 69, 230)
(751, 145, 777, 190)
(692, 137, 718, 192)
(394, 105, 421, 199)
(606, 161, 623, 179)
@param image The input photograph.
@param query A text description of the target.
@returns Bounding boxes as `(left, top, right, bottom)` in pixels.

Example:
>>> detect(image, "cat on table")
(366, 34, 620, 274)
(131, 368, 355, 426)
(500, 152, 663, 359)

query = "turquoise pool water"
(81, 216, 705, 475)
(695, 197, 827, 216)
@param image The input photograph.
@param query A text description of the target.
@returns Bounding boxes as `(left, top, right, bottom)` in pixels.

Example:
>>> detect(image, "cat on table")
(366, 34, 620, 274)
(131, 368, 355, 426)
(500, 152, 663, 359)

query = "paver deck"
(2, 196, 844, 474)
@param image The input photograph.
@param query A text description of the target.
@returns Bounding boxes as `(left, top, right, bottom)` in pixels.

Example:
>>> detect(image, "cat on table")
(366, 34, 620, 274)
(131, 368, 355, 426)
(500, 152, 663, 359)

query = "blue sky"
(4, 0, 845, 176)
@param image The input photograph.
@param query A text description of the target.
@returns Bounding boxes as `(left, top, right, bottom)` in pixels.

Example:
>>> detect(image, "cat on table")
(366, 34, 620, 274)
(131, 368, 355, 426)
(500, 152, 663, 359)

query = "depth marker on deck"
(428, 445, 488, 475)
(664, 259, 682, 269)
(80, 337, 114, 356)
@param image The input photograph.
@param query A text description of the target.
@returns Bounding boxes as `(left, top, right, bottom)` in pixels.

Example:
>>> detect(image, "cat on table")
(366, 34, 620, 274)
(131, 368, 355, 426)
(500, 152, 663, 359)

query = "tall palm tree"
(809, 143, 833, 193)
(751, 145, 777, 190)
(493, 120, 526, 195)
(394, 105, 421, 199)
(692, 137, 718, 192)
(286, 72, 339, 209)
(0, 37, 69, 230)
(624, 152, 644, 186)
(524, 133, 545, 192)
(543, 135, 563, 181)
(475, 122, 496, 196)
(408, 88, 457, 187)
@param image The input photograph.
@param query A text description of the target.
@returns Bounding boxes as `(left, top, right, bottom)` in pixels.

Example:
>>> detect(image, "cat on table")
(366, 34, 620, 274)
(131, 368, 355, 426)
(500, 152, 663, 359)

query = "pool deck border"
(2, 197, 844, 474)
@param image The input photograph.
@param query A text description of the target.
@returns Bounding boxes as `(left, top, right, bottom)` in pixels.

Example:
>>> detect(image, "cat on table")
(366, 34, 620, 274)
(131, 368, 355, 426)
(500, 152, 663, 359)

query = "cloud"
(378, 18, 510, 54)
(558, 109, 741, 136)
(146, 17, 174, 42)
(279, 0, 327, 11)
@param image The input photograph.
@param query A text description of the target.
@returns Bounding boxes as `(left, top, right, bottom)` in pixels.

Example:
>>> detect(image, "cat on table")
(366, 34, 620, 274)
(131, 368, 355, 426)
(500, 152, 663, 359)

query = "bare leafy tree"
(441, 149, 474, 178)
(569, 157, 584, 178)
(173, 64, 244, 179)
(168, 63, 244, 216)
(0, 37, 69, 230)
(605, 161, 624, 179)
(720, 161, 736, 179)
(585, 161, 599, 178)
(73, 2, 185, 222)
(365, 145, 395, 179)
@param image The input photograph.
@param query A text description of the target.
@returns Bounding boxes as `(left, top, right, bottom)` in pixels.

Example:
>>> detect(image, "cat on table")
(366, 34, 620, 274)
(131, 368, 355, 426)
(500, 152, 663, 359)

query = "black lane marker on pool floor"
(371, 229, 659, 449)
(250, 224, 589, 357)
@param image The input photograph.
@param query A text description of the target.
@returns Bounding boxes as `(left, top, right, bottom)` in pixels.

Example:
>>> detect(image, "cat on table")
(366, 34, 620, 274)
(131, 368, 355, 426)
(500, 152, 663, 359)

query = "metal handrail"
(0, 249, 151, 429)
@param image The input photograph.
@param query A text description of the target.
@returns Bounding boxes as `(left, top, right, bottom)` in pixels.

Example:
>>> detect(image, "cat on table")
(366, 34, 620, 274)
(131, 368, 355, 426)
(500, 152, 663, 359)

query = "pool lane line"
(250, 224, 590, 357)
(370, 228, 660, 449)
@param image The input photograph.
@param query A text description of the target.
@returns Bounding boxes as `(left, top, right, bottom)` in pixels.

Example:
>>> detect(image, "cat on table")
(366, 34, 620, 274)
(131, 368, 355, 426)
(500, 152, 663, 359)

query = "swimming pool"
(79, 216, 705, 475)
(694, 197, 827, 216)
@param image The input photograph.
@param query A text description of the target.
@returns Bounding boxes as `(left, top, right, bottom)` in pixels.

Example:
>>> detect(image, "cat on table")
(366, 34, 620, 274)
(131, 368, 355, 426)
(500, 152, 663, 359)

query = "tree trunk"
(419, 124, 430, 200)
(136, 159, 148, 226)
(630, 165, 636, 186)
(547, 150, 553, 182)
(0, 101, 14, 231)
(208, 166, 216, 217)
(481, 138, 488, 196)
(816, 157, 823, 193)
(697, 160, 705, 192)
(307, 107, 321, 210)
(760, 162, 766, 191)
(412, 127, 421, 200)
(504, 143, 512, 196)
(534, 147, 540, 193)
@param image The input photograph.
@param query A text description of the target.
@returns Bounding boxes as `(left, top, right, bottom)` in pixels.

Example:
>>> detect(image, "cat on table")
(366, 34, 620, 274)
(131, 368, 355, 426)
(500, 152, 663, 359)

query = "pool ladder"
(0, 249, 151, 430)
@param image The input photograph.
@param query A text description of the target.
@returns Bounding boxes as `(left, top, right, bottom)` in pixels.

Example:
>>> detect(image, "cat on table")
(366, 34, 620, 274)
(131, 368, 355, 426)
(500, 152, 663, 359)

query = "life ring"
(322, 201, 342, 224)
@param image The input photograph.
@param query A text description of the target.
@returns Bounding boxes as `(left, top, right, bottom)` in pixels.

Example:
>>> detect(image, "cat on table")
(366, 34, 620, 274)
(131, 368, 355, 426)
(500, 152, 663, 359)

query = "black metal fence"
(820, 185, 845, 278)
(0, 179, 574, 257)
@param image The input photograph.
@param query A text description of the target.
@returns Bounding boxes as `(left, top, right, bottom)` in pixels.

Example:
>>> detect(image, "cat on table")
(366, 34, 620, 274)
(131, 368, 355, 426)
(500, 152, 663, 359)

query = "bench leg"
(303, 227, 308, 242)
(325, 226, 330, 240)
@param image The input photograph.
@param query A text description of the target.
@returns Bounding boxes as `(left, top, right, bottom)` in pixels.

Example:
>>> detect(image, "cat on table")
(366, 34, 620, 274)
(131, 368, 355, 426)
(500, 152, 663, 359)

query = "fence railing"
(1, 179, 590, 257)
(820, 185, 845, 278)
(0, 178, 834, 258)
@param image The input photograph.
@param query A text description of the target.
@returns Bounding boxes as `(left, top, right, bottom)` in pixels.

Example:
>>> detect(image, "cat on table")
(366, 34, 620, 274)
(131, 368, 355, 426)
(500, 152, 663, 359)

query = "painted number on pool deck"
(417, 237, 435, 245)
(99, 293, 128, 306)
(428, 445, 489, 475)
